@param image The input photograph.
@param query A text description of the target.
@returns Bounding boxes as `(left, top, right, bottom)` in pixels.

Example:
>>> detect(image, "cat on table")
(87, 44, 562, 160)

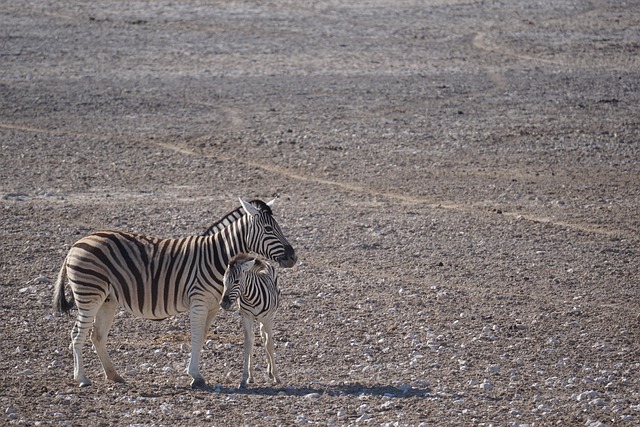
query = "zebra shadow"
(204, 382, 435, 399)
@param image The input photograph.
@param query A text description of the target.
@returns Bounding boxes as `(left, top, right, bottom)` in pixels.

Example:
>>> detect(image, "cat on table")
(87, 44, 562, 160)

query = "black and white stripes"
(53, 198, 296, 388)
(221, 253, 281, 388)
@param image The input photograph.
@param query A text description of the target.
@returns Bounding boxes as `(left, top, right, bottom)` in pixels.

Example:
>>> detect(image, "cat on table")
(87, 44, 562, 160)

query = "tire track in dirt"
(1, 122, 634, 239)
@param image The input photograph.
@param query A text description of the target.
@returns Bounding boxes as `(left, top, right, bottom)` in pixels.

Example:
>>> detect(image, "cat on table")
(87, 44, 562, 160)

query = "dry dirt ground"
(1, 0, 639, 426)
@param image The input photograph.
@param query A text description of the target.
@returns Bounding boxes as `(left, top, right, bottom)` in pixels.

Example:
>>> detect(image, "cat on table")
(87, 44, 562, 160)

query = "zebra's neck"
(203, 218, 250, 277)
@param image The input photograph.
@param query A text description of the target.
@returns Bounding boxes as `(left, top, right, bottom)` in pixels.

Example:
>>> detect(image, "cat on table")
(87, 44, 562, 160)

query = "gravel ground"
(1, 0, 639, 426)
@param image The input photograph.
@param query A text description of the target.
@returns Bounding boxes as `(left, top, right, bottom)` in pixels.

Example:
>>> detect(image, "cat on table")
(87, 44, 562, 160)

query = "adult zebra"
(53, 198, 296, 388)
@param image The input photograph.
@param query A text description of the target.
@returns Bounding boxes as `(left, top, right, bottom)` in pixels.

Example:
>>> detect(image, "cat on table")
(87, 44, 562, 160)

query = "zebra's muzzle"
(278, 245, 297, 268)
(220, 297, 236, 311)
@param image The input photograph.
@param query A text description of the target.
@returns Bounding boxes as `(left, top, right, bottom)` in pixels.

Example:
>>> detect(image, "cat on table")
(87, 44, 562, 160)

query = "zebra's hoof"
(79, 380, 92, 387)
(239, 382, 247, 389)
(108, 374, 126, 383)
(190, 377, 207, 389)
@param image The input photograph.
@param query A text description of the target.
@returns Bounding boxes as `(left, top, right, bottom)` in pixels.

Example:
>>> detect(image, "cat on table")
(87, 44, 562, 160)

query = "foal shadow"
(199, 382, 435, 399)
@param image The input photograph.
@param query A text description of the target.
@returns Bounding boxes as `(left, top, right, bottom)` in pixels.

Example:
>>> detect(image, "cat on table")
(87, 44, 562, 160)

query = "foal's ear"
(239, 198, 259, 216)
(242, 259, 256, 271)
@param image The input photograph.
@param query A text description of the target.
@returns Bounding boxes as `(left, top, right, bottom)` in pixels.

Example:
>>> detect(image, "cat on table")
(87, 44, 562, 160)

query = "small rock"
(479, 379, 493, 391)
(356, 413, 369, 423)
(303, 392, 321, 400)
(397, 383, 411, 393)
(577, 390, 598, 401)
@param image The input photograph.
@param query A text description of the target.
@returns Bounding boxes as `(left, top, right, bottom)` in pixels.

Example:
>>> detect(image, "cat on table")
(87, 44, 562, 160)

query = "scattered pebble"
(303, 392, 321, 400)
(397, 384, 411, 393)
(577, 390, 598, 401)
(356, 413, 370, 423)
(35, 276, 51, 284)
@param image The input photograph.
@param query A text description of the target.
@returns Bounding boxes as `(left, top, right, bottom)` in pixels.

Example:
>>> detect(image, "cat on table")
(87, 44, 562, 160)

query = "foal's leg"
(260, 318, 280, 384)
(240, 313, 255, 389)
(90, 296, 124, 383)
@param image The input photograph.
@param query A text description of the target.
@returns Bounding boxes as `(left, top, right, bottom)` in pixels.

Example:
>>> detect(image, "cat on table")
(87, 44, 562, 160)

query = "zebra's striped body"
(221, 253, 281, 388)
(53, 198, 296, 388)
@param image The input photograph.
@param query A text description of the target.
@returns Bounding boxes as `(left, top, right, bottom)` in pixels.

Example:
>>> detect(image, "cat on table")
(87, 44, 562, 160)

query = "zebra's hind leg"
(91, 296, 124, 383)
(260, 318, 280, 385)
(239, 314, 255, 389)
(71, 306, 101, 387)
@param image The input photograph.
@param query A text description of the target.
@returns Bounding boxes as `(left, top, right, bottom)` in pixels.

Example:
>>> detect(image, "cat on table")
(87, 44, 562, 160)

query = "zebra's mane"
(202, 199, 272, 236)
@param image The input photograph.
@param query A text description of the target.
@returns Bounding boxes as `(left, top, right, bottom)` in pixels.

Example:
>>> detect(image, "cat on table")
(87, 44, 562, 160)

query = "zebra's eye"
(264, 225, 274, 233)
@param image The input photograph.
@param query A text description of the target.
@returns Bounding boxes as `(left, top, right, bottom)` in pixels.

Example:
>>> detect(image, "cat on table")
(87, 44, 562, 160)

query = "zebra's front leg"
(240, 314, 255, 389)
(91, 296, 124, 383)
(260, 319, 281, 385)
(187, 302, 209, 388)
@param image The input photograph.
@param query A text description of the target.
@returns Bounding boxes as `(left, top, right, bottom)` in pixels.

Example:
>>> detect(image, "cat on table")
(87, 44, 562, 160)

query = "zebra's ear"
(242, 259, 256, 271)
(266, 194, 280, 207)
(239, 198, 259, 216)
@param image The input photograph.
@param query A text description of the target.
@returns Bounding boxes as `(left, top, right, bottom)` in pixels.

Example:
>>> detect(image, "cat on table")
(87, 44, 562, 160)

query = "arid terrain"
(1, 0, 639, 425)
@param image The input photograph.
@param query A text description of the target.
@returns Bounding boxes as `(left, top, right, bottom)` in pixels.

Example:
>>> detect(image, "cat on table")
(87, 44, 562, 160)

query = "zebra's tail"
(53, 257, 74, 314)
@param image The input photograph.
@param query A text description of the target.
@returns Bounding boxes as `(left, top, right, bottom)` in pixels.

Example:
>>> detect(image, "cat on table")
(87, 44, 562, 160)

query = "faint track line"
(155, 139, 637, 239)
(1, 122, 635, 239)
(472, 32, 564, 66)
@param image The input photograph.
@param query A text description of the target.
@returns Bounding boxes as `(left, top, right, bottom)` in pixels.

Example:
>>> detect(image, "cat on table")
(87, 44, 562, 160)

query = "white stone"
(303, 392, 321, 400)
(397, 384, 411, 393)
(356, 413, 369, 423)
(479, 381, 493, 391)
(577, 390, 598, 401)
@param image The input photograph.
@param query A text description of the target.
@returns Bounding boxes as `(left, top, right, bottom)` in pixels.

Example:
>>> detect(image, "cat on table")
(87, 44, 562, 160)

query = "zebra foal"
(53, 198, 296, 388)
(221, 253, 281, 388)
